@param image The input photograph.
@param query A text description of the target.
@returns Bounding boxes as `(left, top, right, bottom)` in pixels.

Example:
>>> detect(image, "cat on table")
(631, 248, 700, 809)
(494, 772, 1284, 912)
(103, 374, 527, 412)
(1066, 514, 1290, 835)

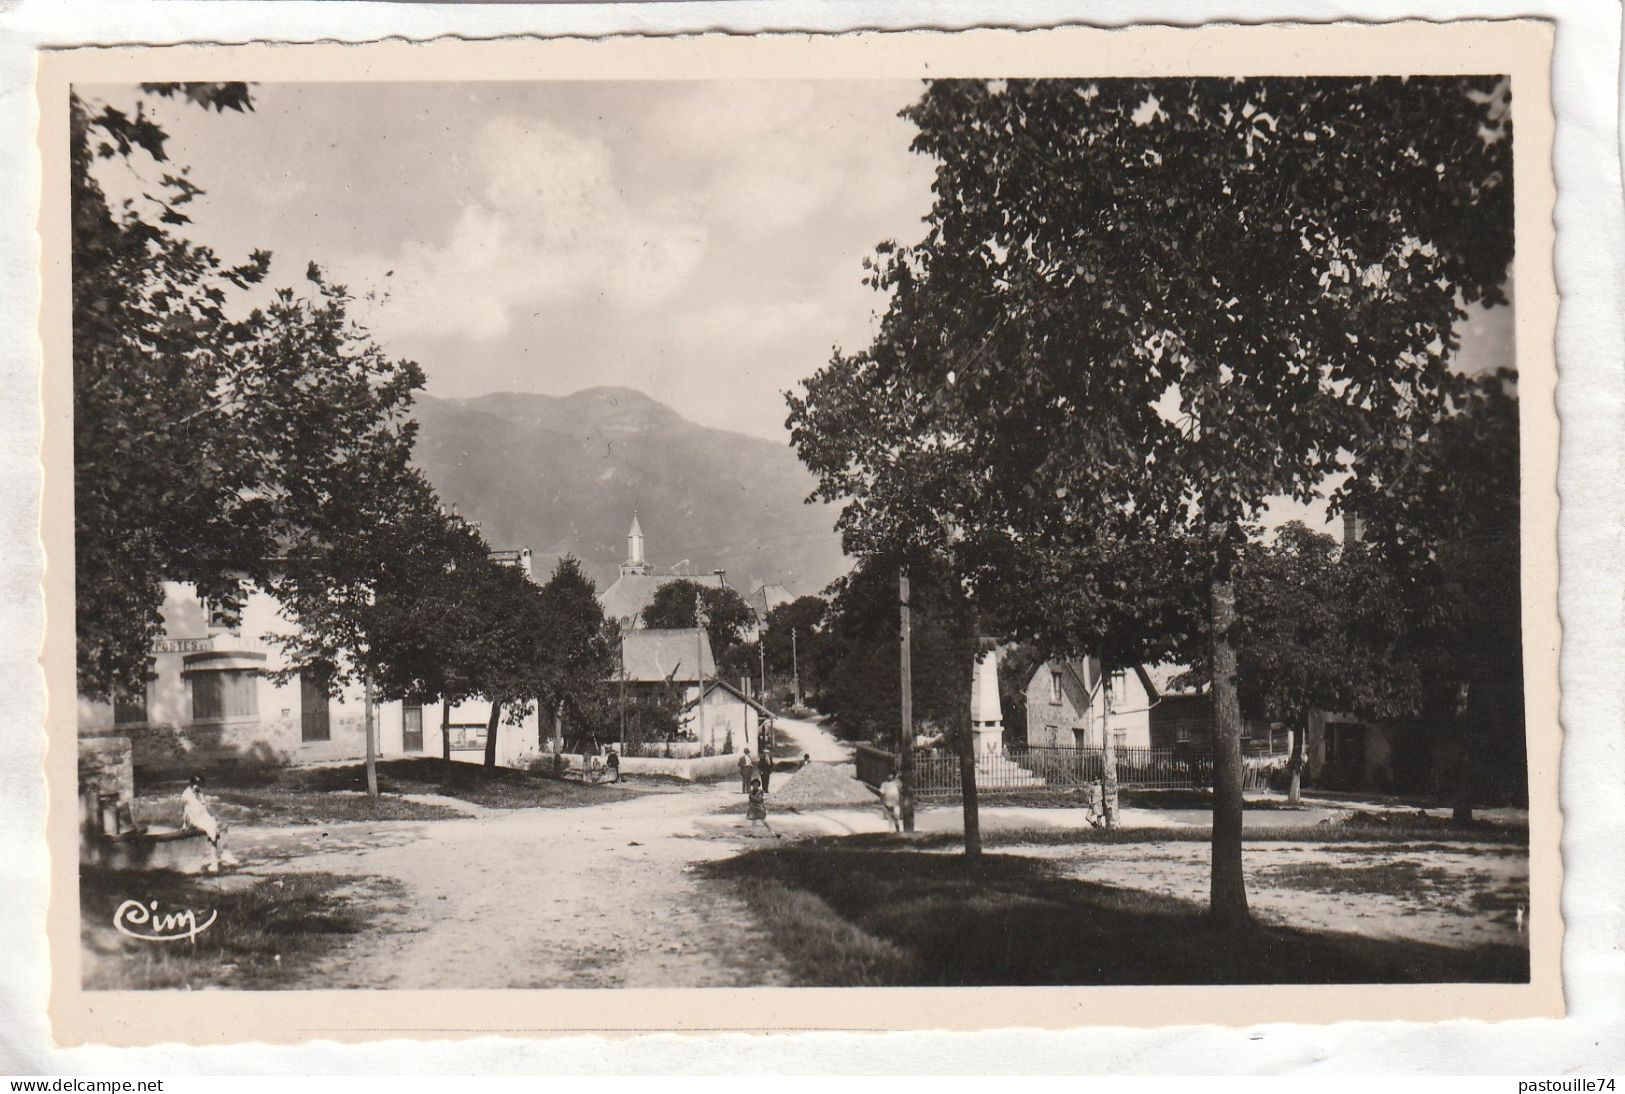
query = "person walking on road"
(878, 771, 904, 834)
(737, 749, 755, 793)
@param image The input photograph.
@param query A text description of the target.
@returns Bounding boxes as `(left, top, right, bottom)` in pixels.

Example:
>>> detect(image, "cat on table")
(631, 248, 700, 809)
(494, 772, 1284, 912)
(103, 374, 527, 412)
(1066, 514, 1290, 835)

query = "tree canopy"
(787, 77, 1516, 924)
(72, 83, 425, 702)
(642, 579, 756, 659)
(1348, 370, 1524, 810)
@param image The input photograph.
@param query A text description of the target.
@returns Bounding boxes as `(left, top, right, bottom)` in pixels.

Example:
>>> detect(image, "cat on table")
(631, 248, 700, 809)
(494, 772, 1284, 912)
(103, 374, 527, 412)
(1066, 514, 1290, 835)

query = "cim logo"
(113, 899, 218, 943)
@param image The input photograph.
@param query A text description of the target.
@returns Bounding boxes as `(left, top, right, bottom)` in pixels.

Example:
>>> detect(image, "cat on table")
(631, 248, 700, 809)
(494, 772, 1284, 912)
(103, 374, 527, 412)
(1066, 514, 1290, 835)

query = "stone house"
(1022, 658, 1158, 751)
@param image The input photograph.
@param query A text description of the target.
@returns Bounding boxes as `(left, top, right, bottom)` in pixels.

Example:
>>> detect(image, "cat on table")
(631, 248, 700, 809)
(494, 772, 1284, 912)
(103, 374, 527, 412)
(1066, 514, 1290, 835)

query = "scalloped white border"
(3, 0, 1620, 1076)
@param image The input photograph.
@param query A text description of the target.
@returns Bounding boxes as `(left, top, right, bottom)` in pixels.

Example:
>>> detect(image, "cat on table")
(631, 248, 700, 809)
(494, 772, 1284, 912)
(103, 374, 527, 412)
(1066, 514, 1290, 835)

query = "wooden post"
(364, 673, 378, 798)
(792, 628, 803, 707)
(695, 609, 708, 751)
(898, 568, 916, 833)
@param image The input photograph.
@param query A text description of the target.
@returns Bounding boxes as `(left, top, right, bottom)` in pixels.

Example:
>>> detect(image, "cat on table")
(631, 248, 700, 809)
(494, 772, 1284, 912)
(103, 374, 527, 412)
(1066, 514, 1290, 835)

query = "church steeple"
(621, 510, 652, 577)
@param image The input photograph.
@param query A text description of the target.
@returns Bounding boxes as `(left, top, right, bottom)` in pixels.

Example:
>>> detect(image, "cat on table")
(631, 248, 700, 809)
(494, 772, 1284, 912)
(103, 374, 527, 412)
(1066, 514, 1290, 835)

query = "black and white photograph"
(43, 24, 1560, 1040)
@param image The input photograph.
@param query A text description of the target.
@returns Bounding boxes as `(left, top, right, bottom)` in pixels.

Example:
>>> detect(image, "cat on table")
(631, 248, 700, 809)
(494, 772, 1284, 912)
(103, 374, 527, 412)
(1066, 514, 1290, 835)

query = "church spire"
(621, 509, 652, 577)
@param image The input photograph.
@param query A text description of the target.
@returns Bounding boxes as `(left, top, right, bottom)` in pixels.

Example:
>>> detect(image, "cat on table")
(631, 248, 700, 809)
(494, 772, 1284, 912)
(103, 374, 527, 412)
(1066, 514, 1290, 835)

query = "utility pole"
(758, 638, 767, 703)
(695, 592, 708, 751)
(791, 628, 803, 708)
(898, 568, 916, 832)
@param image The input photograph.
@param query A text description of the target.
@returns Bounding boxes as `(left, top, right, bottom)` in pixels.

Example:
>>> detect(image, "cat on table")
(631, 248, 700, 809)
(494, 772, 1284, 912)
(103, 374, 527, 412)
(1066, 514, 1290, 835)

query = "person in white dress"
(180, 774, 238, 872)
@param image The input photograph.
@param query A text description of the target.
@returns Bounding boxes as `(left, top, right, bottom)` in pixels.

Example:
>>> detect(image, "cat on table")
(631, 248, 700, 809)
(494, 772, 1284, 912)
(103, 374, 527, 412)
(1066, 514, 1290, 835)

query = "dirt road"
(269, 783, 795, 989)
(772, 714, 852, 763)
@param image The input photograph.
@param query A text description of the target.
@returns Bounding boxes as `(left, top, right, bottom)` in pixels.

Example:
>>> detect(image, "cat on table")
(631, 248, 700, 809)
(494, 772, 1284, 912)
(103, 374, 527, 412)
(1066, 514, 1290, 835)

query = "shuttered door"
(300, 673, 331, 742)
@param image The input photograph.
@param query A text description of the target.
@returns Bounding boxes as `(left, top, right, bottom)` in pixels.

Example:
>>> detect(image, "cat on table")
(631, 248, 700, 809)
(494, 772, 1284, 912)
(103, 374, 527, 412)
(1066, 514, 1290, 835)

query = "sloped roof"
(620, 628, 717, 683)
(689, 678, 774, 720)
(599, 571, 727, 626)
(1142, 662, 1202, 697)
(1025, 656, 1102, 698)
(750, 582, 795, 619)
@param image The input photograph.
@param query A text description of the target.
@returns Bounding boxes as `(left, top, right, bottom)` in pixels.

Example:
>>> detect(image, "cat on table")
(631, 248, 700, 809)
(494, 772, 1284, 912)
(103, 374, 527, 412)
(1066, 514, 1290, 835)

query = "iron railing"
(889, 744, 1286, 798)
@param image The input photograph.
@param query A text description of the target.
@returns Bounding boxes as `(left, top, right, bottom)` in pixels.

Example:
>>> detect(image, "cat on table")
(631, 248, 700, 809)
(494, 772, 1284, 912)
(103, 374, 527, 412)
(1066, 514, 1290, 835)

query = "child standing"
(745, 777, 780, 838)
(878, 771, 904, 833)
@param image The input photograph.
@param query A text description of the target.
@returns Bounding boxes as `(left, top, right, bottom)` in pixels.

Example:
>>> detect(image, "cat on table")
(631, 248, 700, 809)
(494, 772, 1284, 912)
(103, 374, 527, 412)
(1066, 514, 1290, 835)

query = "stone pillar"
(969, 645, 1004, 754)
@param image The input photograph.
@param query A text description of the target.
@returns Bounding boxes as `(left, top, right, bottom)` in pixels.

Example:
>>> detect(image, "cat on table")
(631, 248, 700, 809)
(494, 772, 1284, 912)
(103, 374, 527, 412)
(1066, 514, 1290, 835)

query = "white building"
(79, 578, 543, 777)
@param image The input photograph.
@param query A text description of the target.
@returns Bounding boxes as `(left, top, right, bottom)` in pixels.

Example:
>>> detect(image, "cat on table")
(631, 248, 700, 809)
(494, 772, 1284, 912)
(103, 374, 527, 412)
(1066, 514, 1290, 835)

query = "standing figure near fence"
(737, 748, 755, 793)
(878, 771, 904, 833)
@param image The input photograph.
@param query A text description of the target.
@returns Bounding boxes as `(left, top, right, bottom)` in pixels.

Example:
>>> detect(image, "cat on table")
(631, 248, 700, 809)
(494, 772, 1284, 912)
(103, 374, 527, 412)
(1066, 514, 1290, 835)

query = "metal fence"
(902, 744, 1283, 798)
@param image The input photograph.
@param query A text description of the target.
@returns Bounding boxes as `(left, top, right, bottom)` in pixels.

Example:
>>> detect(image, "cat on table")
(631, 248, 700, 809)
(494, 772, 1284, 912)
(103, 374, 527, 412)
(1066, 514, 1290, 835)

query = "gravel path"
(267, 783, 795, 989)
(772, 714, 853, 764)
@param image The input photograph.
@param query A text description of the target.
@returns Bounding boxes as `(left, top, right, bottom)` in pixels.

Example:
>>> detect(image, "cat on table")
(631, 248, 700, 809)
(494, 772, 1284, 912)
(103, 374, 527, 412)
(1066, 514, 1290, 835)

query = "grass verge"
(704, 844, 1529, 986)
(894, 822, 1528, 850)
(139, 758, 650, 818)
(80, 864, 384, 989)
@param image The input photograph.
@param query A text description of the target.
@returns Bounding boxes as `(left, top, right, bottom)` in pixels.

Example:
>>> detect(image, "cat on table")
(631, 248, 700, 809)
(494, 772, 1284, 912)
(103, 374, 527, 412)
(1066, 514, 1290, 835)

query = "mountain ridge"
(408, 386, 850, 598)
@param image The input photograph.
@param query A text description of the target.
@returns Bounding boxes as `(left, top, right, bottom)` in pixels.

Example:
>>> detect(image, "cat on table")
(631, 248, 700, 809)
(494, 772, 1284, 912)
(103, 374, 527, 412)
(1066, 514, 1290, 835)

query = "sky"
(84, 80, 938, 443)
(82, 79, 1515, 533)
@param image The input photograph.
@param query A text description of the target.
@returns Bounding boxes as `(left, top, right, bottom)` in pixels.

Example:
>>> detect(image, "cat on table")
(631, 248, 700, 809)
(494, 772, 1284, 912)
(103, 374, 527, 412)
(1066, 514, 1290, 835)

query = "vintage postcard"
(39, 21, 1560, 1045)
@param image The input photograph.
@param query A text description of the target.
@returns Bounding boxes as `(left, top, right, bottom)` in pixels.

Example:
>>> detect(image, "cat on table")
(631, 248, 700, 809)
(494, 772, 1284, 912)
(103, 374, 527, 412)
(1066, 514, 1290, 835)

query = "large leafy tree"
(813, 555, 975, 745)
(788, 77, 1513, 926)
(72, 83, 425, 702)
(763, 594, 828, 699)
(642, 579, 756, 660)
(1348, 370, 1523, 819)
(1222, 522, 1419, 803)
(535, 556, 617, 741)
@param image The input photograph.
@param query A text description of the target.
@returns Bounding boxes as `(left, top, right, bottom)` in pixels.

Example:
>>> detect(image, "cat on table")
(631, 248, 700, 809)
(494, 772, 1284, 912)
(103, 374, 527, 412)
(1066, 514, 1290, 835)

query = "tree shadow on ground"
(704, 844, 1528, 987)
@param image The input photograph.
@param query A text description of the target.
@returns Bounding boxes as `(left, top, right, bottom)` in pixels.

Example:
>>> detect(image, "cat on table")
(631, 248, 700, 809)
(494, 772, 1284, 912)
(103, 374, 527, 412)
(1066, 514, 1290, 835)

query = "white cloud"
(672, 299, 829, 348)
(349, 115, 707, 342)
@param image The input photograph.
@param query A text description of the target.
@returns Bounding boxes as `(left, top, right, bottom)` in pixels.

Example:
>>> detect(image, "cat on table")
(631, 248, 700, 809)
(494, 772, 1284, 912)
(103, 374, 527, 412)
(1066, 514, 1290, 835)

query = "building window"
(192, 670, 258, 722)
(1174, 723, 1193, 744)
(1049, 670, 1063, 705)
(202, 598, 241, 634)
(300, 672, 331, 742)
(1112, 729, 1129, 752)
(402, 703, 424, 752)
(113, 685, 148, 726)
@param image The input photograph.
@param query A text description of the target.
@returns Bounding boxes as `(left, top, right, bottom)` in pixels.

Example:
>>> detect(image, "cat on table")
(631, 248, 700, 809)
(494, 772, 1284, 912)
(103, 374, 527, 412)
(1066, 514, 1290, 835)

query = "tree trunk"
(1451, 681, 1475, 826)
(441, 697, 452, 779)
(898, 569, 916, 833)
(958, 720, 982, 859)
(363, 673, 378, 798)
(1209, 571, 1250, 928)
(1101, 672, 1120, 828)
(1287, 713, 1307, 805)
(483, 699, 503, 770)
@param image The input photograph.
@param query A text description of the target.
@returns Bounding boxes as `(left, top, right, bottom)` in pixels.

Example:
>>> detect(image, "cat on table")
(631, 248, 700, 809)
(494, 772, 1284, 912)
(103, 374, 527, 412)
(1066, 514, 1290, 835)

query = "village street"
(166, 713, 1522, 991)
(245, 715, 848, 989)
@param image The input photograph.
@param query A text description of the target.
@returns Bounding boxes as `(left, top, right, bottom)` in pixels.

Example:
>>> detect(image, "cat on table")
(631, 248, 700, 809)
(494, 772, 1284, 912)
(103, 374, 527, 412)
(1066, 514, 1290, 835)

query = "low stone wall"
(83, 825, 215, 873)
(606, 754, 740, 782)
